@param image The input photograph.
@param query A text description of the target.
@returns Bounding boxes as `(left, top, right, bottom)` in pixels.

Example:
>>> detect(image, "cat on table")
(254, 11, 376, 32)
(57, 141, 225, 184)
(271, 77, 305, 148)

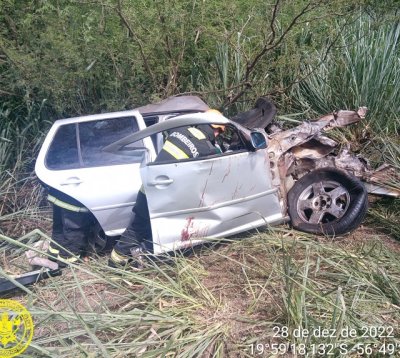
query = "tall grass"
(1, 229, 399, 357)
(291, 15, 400, 133)
(0, 100, 49, 171)
(0, 99, 49, 220)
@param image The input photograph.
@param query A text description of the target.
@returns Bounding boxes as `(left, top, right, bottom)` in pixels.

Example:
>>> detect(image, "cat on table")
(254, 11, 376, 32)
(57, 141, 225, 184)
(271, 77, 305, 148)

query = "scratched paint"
(208, 161, 214, 175)
(249, 183, 257, 192)
(222, 161, 231, 183)
(199, 178, 209, 207)
(232, 184, 240, 200)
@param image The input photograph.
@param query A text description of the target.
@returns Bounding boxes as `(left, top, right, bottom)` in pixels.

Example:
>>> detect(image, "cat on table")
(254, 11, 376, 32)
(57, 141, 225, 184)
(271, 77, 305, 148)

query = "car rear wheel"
(287, 168, 368, 236)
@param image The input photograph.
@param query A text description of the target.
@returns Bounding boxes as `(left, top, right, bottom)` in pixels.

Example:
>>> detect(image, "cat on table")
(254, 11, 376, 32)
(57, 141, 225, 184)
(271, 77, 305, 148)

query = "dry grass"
(1, 222, 399, 357)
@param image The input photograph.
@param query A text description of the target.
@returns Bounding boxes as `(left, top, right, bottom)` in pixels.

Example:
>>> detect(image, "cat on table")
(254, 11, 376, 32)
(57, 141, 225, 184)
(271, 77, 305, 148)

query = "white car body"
(35, 98, 285, 254)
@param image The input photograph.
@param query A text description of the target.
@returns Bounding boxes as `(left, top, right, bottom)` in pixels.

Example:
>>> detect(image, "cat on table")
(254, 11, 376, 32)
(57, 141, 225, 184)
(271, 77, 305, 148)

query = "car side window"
(149, 124, 247, 166)
(46, 123, 80, 169)
(46, 116, 145, 169)
(216, 125, 247, 152)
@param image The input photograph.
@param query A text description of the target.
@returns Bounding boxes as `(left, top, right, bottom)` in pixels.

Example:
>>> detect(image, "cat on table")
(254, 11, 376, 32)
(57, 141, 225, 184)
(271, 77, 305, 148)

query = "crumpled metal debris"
(316, 107, 368, 128)
(25, 240, 59, 270)
(265, 106, 399, 211)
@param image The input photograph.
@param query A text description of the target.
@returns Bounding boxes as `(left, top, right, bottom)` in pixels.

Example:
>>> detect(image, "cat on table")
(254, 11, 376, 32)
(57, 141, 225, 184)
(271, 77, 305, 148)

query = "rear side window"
(46, 124, 79, 169)
(46, 116, 145, 169)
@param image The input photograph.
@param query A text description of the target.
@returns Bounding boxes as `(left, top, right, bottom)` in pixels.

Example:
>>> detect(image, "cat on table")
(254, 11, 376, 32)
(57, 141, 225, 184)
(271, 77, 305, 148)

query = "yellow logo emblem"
(0, 300, 33, 357)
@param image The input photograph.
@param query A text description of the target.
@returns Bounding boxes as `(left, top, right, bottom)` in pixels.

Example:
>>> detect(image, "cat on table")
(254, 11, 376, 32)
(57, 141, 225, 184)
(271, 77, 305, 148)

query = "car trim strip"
(149, 188, 279, 218)
(90, 201, 136, 211)
(75, 123, 84, 167)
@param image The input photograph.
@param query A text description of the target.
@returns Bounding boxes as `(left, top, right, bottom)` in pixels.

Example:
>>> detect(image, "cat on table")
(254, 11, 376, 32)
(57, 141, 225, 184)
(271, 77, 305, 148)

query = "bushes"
(1, 2, 399, 216)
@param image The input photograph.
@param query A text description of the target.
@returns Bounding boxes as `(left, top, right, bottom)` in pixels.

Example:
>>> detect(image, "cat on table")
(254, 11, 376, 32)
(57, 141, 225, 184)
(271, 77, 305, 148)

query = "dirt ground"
(2, 220, 399, 356)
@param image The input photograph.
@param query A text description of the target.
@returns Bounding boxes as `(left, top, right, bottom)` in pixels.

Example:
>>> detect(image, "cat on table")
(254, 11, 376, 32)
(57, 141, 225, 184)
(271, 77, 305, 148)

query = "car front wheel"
(287, 168, 368, 236)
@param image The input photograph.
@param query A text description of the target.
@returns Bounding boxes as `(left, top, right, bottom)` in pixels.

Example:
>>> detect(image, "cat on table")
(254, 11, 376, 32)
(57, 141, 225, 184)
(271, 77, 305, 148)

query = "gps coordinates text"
(248, 325, 398, 356)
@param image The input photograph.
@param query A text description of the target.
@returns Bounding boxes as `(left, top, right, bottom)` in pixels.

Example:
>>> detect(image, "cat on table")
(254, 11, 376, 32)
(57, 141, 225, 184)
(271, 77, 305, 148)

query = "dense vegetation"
(1, 1, 399, 171)
(0, 0, 399, 356)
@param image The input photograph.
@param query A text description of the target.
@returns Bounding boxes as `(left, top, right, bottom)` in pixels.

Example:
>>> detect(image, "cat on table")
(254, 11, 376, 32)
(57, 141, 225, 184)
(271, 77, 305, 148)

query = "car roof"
(136, 96, 209, 115)
(103, 112, 230, 153)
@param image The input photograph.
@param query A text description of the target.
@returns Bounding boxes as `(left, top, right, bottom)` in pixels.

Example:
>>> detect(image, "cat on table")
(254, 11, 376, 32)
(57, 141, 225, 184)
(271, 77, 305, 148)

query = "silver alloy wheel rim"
(296, 180, 350, 225)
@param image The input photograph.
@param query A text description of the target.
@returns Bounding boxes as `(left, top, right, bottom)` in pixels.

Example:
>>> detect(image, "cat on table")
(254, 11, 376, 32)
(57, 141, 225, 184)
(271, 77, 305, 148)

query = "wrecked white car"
(35, 96, 399, 254)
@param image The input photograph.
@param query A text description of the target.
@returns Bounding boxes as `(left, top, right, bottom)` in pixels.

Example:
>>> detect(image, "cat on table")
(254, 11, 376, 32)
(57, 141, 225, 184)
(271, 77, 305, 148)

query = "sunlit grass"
(1, 227, 399, 357)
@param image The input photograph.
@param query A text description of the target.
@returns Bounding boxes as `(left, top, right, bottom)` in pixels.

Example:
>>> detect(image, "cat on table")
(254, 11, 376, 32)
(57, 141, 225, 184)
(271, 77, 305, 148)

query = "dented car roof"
(136, 96, 209, 115)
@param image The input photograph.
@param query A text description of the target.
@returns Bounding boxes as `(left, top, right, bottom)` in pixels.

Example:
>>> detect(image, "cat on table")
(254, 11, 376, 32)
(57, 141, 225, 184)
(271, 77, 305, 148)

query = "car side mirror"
(250, 131, 267, 150)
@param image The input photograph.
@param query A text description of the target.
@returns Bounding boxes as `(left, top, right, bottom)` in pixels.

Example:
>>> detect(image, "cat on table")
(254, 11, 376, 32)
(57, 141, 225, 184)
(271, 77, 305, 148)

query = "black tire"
(287, 168, 368, 236)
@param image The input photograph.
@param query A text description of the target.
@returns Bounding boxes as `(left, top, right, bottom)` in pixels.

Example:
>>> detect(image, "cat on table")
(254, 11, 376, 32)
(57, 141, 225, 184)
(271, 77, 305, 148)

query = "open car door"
(141, 150, 283, 254)
(141, 149, 283, 254)
(104, 112, 285, 253)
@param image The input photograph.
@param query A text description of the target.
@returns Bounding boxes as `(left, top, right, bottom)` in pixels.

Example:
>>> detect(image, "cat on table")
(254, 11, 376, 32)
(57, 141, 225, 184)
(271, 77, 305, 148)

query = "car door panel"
(42, 163, 144, 235)
(35, 111, 155, 235)
(141, 150, 283, 254)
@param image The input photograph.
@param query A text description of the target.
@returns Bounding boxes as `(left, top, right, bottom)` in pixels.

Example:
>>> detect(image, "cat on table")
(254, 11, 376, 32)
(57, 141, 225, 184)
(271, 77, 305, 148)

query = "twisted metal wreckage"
(1, 97, 398, 294)
(233, 97, 399, 202)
